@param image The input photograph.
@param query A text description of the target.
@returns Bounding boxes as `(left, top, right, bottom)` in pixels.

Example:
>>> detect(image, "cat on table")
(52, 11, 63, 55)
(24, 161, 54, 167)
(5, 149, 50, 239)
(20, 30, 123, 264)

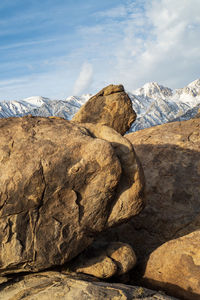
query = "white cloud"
(73, 62, 93, 95)
(110, 0, 200, 89)
(1, 0, 200, 100)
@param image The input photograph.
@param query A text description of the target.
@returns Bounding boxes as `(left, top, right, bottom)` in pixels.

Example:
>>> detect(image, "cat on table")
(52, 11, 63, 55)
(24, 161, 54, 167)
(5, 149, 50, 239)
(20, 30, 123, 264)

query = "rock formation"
(70, 241, 137, 279)
(0, 271, 178, 300)
(124, 118, 200, 299)
(80, 123, 145, 227)
(144, 230, 200, 300)
(4, 82, 199, 299)
(72, 84, 136, 135)
(0, 114, 144, 275)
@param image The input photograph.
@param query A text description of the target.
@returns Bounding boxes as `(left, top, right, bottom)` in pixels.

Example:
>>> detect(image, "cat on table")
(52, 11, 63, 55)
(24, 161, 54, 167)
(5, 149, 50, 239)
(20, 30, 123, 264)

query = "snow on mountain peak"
(187, 78, 200, 89)
(0, 79, 200, 133)
(65, 94, 91, 108)
(174, 79, 200, 106)
(134, 82, 173, 99)
(22, 96, 48, 107)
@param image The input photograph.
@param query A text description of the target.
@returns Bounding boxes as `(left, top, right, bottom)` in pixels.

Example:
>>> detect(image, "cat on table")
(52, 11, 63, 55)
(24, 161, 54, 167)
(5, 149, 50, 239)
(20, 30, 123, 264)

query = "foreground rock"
(144, 230, 200, 300)
(72, 84, 136, 135)
(0, 116, 144, 275)
(0, 271, 178, 300)
(126, 118, 200, 256)
(124, 118, 200, 299)
(71, 241, 137, 279)
(82, 123, 145, 227)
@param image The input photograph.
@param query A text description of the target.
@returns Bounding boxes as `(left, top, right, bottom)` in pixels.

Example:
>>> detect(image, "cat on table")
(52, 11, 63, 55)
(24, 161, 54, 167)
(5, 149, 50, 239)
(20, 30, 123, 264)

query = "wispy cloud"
(0, 38, 59, 51)
(73, 62, 94, 95)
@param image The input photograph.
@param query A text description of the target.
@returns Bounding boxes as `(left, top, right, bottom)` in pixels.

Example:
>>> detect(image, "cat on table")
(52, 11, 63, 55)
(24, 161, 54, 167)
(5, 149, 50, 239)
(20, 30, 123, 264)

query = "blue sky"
(0, 0, 200, 100)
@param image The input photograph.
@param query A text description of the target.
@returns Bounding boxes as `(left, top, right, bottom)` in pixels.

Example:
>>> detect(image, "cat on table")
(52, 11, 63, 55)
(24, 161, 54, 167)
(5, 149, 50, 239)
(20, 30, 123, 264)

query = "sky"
(0, 0, 200, 100)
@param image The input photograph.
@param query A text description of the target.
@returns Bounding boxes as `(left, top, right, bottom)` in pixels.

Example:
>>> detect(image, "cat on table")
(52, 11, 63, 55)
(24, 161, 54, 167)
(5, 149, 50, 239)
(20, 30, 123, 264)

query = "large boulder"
(72, 84, 136, 135)
(81, 123, 145, 227)
(0, 116, 145, 275)
(126, 118, 200, 257)
(144, 230, 200, 300)
(124, 118, 200, 298)
(0, 271, 178, 300)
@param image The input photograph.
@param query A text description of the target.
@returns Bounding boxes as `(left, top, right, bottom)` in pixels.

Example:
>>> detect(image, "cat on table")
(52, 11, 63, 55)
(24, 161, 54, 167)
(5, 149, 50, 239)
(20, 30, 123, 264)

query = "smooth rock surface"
(72, 84, 136, 135)
(144, 230, 200, 300)
(0, 116, 145, 275)
(0, 271, 178, 300)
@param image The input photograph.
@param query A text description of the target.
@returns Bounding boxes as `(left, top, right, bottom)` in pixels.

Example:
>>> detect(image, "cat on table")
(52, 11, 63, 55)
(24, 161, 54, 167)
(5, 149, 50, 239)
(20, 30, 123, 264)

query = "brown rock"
(125, 119, 200, 258)
(106, 242, 137, 275)
(0, 271, 178, 300)
(72, 84, 136, 135)
(71, 241, 137, 279)
(0, 116, 145, 275)
(124, 118, 200, 298)
(75, 255, 118, 279)
(81, 123, 145, 226)
(144, 230, 200, 300)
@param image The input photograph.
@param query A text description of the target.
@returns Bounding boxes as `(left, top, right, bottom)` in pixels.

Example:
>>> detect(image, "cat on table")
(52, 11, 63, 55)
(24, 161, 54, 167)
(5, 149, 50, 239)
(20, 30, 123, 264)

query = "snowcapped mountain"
(0, 95, 91, 120)
(0, 79, 200, 132)
(28, 95, 91, 120)
(128, 79, 200, 132)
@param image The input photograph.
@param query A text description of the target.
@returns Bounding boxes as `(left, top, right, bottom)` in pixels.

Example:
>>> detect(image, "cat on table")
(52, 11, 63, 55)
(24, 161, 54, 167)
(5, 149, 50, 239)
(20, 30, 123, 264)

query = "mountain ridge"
(0, 79, 200, 132)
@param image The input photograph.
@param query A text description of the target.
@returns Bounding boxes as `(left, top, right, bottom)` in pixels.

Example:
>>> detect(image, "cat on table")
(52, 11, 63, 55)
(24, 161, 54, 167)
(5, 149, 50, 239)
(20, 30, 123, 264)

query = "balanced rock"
(0, 116, 144, 275)
(72, 84, 136, 135)
(0, 271, 178, 300)
(144, 230, 200, 300)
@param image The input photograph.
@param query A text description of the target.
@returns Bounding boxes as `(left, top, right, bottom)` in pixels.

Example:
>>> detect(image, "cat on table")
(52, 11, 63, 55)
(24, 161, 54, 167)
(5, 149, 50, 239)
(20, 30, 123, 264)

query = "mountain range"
(0, 79, 200, 132)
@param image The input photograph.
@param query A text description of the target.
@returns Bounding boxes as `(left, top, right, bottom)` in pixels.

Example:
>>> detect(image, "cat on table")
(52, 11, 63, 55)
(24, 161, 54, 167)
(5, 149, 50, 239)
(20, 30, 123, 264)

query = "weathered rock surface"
(0, 116, 145, 275)
(0, 271, 178, 300)
(125, 119, 200, 257)
(81, 123, 145, 226)
(72, 84, 136, 135)
(71, 241, 137, 279)
(123, 118, 200, 299)
(144, 230, 200, 300)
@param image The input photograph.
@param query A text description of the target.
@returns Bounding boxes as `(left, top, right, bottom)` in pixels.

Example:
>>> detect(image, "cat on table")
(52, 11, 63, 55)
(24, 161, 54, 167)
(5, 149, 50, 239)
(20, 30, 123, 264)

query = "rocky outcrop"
(126, 118, 200, 252)
(0, 116, 144, 275)
(81, 123, 145, 226)
(70, 241, 137, 279)
(124, 118, 200, 299)
(72, 84, 136, 135)
(0, 271, 178, 300)
(144, 230, 200, 300)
